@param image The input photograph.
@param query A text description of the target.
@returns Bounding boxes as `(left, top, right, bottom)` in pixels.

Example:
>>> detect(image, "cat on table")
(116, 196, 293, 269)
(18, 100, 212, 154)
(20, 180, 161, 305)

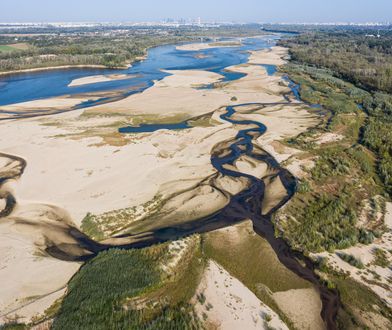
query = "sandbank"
(68, 74, 134, 87)
(176, 40, 242, 51)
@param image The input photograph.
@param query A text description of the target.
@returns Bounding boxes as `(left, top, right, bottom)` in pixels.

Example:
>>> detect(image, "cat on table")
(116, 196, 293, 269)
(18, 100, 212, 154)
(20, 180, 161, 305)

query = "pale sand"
(84, 69, 230, 118)
(68, 74, 134, 87)
(385, 201, 392, 228)
(273, 288, 325, 330)
(0, 219, 80, 323)
(285, 157, 316, 179)
(176, 41, 242, 52)
(314, 132, 344, 145)
(0, 46, 322, 321)
(0, 113, 237, 225)
(194, 260, 289, 330)
(3, 289, 65, 325)
(0, 97, 90, 113)
(84, 66, 292, 119)
(248, 47, 289, 66)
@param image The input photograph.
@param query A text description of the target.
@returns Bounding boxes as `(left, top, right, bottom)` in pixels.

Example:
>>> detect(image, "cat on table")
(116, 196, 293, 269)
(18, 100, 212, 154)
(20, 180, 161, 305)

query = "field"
(0, 43, 29, 52)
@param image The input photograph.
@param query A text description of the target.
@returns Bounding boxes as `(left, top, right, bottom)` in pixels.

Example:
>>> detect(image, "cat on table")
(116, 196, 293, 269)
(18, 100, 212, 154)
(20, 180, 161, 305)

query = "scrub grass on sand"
(202, 221, 318, 329)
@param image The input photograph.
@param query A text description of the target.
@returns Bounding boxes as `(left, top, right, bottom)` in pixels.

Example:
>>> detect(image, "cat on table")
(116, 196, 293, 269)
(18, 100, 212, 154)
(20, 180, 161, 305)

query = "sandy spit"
(194, 260, 289, 330)
(68, 74, 135, 87)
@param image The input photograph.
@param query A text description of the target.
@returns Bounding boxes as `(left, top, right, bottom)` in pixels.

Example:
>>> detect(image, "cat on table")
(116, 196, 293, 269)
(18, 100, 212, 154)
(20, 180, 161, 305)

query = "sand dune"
(194, 260, 289, 330)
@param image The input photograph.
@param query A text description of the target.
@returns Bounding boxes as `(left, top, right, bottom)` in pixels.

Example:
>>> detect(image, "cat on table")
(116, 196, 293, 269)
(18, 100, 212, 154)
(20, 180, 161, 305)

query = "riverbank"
(0, 64, 131, 77)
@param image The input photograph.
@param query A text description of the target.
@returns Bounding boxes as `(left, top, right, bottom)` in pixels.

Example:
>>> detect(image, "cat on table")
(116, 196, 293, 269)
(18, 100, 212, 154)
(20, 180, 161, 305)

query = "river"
(0, 35, 339, 329)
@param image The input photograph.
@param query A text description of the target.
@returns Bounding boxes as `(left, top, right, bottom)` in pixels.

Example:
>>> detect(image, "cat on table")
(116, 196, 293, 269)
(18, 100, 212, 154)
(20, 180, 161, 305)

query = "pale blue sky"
(0, 0, 391, 23)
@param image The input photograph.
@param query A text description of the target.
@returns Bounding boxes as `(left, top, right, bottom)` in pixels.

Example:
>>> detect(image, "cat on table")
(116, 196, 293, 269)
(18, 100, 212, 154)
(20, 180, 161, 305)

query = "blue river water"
(0, 35, 280, 106)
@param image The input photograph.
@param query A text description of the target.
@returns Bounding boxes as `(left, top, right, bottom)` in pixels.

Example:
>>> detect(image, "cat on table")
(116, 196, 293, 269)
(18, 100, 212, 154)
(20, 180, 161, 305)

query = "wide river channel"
(0, 35, 339, 329)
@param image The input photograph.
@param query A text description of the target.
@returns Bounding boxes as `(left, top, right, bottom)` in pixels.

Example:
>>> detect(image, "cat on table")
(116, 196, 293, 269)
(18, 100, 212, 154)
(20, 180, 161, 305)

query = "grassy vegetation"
(362, 93, 392, 195)
(337, 253, 364, 269)
(313, 257, 392, 327)
(335, 278, 392, 328)
(0, 45, 19, 52)
(282, 31, 392, 196)
(282, 192, 361, 252)
(372, 248, 390, 268)
(81, 212, 105, 240)
(81, 195, 164, 240)
(277, 29, 392, 328)
(203, 223, 310, 292)
(277, 61, 387, 253)
(0, 323, 28, 330)
(163, 239, 206, 306)
(52, 242, 204, 330)
(202, 222, 310, 329)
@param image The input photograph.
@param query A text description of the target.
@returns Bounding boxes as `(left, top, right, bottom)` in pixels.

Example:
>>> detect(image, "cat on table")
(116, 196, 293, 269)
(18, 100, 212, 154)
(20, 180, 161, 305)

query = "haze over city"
(0, 0, 391, 23)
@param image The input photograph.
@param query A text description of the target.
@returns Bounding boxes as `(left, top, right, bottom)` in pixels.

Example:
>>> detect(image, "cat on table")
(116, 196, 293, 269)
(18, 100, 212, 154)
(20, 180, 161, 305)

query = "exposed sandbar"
(176, 40, 242, 51)
(68, 74, 135, 87)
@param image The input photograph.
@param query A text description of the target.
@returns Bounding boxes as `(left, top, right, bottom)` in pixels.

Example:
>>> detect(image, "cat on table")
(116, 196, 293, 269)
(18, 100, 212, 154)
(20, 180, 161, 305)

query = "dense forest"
(280, 30, 392, 197)
(0, 34, 191, 71)
(51, 247, 202, 330)
(279, 30, 392, 93)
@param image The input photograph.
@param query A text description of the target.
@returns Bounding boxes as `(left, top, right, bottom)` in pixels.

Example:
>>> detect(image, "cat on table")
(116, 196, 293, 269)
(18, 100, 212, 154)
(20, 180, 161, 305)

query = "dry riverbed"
(0, 45, 322, 325)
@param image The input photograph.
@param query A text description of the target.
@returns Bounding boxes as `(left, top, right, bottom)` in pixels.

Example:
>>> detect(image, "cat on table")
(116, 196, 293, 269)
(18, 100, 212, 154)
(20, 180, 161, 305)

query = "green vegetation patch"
(203, 223, 311, 292)
(279, 60, 387, 254)
(335, 278, 392, 327)
(279, 32, 392, 93)
(337, 253, 364, 269)
(282, 192, 360, 252)
(52, 246, 202, 330)
(81, 195, 165, 240)
(373, 248, 390, 268)
(280, 144, 381, 253)
(0, 324, 28, 330)
(282, 35, 392, 196)
(202, 222, 309, 329)
(0, 45, 18, 52)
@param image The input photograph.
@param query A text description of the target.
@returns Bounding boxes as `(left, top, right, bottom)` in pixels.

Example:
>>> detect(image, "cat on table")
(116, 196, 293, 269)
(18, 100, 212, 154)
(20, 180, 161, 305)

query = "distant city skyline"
(0, 0, 391, 23)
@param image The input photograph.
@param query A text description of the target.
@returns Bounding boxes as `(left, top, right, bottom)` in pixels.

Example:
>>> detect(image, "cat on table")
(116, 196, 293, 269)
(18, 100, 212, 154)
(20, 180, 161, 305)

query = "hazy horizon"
(0, 0, 391, 24)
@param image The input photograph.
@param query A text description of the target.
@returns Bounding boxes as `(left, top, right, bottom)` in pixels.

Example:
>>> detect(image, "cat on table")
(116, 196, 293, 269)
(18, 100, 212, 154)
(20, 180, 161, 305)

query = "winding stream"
(37, 100, 339, 329)
(0, 37, 340, 329)
(115, 102, 339, 329)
